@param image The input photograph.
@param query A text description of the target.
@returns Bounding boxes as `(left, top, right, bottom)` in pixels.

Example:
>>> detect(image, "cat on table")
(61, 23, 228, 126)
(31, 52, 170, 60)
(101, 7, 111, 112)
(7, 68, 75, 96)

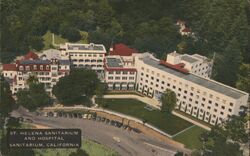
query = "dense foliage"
(16, 83, 52, 111)
(0, 75, 15, 116)
(1, 0, 249, 88)
(52, 69, 100, 106)
(160, 89, 177, 113)
(194, 116, 248, 156)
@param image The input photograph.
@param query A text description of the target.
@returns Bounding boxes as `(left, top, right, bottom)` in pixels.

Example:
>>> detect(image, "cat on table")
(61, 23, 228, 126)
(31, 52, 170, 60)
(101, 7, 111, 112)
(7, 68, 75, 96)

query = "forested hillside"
(1, 0, 249, 91)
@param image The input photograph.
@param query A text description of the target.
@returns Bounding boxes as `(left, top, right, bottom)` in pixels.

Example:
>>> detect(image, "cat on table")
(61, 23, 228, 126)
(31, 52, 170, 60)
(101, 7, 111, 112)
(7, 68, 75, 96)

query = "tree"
(69, 149, 89, 156)
(29, 36, 44, 51)
(197, 115, 247, 156)
(160, 89, 176, 113)
(236, 63, 250, 93)
(52, 69, 100, 106)
(0, 75, 15, 117)
(16, 83, 51, 111)
(95, 82, 107, 107)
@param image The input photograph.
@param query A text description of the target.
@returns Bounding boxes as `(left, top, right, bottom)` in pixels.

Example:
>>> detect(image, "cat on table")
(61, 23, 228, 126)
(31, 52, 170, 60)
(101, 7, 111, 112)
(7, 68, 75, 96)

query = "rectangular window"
(123, 71, 128, 74)
(122, 77, 127, 80)
(108, 77, 113, 80)
(116, 71, 121, 74)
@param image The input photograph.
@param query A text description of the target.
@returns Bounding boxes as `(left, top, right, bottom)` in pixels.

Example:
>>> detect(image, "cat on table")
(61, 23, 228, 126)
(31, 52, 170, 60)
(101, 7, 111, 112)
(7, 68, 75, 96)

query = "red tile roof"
(182, 28, 192, 33)
(23, 51, 39, 60)
(3, 64, 17, 71)
(110, 44, 137, 56)
(159, 60, 189, 74)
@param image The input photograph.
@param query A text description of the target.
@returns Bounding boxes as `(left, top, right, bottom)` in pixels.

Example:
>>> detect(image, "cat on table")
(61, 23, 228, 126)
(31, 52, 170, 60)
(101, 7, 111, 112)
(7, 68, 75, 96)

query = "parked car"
(83, 114, 88, 119)
(58, 112, 63, 117)
(101, 117, 106, 122)
(68, 113, 73, 118)
(62, 112, 68, 118)
(105, 119, 110, 124)
(132, 128, 142, 133)
(53, 112, 58, 118)
(43, 112, 48, 117)
(87, 114, 92, 119)
(96, 116, 101, 121)
(48, 112, 54, 117)
(73, 113, 78, 118)
(110, 120, 116, 126)
(77, 113, 83, 118)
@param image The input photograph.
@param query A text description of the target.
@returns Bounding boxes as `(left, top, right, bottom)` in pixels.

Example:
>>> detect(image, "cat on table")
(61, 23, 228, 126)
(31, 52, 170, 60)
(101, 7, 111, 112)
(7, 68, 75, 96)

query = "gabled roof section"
(110, 43, 137, 56)
(3, 64, 17, 71)
(23, 51, 39, 60)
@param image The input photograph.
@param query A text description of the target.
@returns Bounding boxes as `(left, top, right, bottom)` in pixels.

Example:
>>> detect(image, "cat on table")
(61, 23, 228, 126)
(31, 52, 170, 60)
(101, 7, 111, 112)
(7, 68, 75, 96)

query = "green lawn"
(42, 31, 88, 50)
(173, 125, 207, 149)
(35, 139, 119, 156)
(97, 98, 193, 135)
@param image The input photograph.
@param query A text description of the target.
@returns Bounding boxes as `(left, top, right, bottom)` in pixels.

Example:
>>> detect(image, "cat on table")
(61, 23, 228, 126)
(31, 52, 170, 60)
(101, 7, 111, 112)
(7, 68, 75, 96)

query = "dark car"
(105, 119, 110, 124)
(48, 112, 54, 117)
(62, 112, 68, 118)
(77, 113, 83, 118)
(110, 120, 116, 126)
(58, 112, 63, 117)
(68, 113, 73, 118)
(73, 113, 78, 118)
(132, 128, 142, 133)
(101, 117, 106, 122)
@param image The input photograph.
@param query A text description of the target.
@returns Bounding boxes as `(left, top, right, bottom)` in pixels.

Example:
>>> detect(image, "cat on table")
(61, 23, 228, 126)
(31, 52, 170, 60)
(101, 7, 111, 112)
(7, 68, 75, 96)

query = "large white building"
(166, 51, 213, 78)
(3, 52, 70, 94)
(59, 43, 106, 72)
(134, 53, 248, 125)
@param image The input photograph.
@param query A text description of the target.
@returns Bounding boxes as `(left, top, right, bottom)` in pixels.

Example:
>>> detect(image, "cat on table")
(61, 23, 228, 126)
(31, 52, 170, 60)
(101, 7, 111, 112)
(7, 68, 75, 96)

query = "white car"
(87, 114, 92, 119)
(83, 114, 88, 119)
(53, 112, 58, 117)
(44, 112, 48, 117)
(113, 137, 121, 143)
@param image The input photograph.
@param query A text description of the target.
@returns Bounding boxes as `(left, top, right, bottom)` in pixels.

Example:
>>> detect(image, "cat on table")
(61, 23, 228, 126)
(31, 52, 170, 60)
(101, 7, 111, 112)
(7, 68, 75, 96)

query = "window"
(195, 101, 198, 104)
(150, 82, 153, 85)
(115, 77, 120, 80)
(129, 77, 134, 80)
(202, 97, 206, 101)
(156, 79, 159, 82)
(122, 77, 127, 80)
(215, 103, 218, 107)
(19, 66, 23, 70)
(207, 106, 211, 109)
(116, 71, 121, 74)
(184, 90, 187, 94)
(190, 93, 193, 96)
(220, 112, 224, 115)
(228, 109, 232, 112)
(25, 66, 30, 71)
(161, 81, 165, 84)
(173, 86, 176, 89)
(167, 83, 170, 87)
(151, 76, 154, 80)
(230, 102, 233, 107)
(123, 71, 128, 74)
(183, 96, 186, 99)
(130, 71, 135, 75)
(141, 73, 144, 76)
(189, 98, 192, 102)
(208, 100, 212, 104)
(146, 74, 149, 77)
(108, 77, 113, 80)
(46, 65, 50, 70)
(33, 65, 37, 70)
(156, 84, 159, 87)
(178, 88, 182, 91)
(221, 106, 225, 109)
(214, 109, 217, 112)
(109, 71, 114, 74)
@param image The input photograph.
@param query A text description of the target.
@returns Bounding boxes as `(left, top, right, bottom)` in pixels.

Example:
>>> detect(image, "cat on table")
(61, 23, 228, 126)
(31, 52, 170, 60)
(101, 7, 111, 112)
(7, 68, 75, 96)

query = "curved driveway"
(11, 107, 187, 156)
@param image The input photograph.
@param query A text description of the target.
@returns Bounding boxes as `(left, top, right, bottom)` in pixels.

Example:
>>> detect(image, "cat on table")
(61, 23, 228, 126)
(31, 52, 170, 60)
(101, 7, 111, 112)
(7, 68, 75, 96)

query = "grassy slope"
(34, 140, 119, 156)
(42, 31, 88, 50)
(100, 98, 193, 135)
(173, 125, 207, 149)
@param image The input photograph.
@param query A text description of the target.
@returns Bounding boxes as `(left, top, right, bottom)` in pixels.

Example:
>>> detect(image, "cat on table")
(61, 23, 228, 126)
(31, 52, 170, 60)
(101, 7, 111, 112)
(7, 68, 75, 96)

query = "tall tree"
(160, 89, 176, 113)
(16, 83, 51, 111)
(52, 69, 100, 106)
(236, 63, 250, 93)
(0, 75, 15, 117)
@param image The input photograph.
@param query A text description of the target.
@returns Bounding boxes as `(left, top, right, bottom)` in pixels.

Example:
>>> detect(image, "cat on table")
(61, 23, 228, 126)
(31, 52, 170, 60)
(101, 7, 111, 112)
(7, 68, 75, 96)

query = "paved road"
(11, 107, 182, 156)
